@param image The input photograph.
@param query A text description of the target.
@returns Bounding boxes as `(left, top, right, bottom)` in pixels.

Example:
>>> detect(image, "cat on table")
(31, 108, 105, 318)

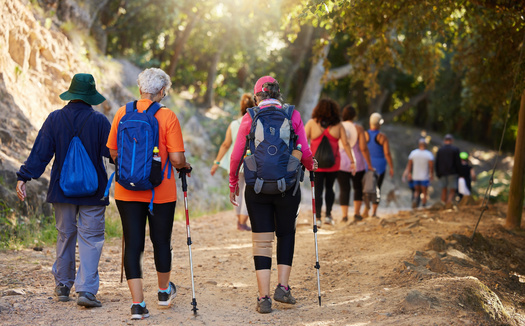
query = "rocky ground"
(0, 199, 524, 326)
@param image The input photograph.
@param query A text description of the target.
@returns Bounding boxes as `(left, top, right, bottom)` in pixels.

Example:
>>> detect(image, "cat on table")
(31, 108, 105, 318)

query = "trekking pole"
(178, 167, 198, 315)
(309, 170, 322, 306)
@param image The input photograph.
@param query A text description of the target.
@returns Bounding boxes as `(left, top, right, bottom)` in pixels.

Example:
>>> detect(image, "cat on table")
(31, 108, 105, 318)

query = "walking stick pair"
(309, 170, 322, 306)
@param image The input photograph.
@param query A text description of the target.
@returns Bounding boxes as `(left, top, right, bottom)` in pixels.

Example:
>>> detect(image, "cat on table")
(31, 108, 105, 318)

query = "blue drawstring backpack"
(59, 112, 98, 197)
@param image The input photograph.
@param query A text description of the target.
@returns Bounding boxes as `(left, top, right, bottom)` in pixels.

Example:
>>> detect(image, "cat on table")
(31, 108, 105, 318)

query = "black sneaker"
(55, 284, 70, 302)
(158, 281, 177, 307)
(131, 304, 150, 320)
(256, 296, 272, 313)
(77, 292, 102, 307)
(273, 284, 296, 304)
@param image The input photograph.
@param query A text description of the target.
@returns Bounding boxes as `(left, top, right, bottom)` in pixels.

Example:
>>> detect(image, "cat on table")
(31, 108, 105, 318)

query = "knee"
(252, 232, 274, 258)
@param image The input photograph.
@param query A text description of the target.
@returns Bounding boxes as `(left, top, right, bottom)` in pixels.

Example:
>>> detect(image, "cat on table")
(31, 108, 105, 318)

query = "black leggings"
(245, 186, 301, 270)
(314, 171, 338, 218)
(337, 170, 365, 205)
(116, 200, 175, 279)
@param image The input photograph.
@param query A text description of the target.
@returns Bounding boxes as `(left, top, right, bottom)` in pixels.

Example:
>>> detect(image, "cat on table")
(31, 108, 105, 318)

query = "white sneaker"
(324, 216, 334, 225)
(316, 218, 322, 229)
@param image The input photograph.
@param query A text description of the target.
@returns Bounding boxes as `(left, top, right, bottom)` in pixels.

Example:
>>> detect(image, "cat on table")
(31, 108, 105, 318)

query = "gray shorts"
(440, 174, 458, 190)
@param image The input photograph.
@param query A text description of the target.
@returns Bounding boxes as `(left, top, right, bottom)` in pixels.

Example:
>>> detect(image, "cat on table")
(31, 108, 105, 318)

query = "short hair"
(255, 80, 284, 103)
(137, 68, 172, 95)
(311, 98, 341, 128)
(341, 105, 357, 121)
(240, 93, 255, 116)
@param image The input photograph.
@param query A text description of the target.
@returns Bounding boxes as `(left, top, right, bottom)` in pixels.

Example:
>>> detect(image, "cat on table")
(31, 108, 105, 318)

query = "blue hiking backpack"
(241, 105, 303, 195)
(59, 111, 98, 197)
(104, 101, 171, 213)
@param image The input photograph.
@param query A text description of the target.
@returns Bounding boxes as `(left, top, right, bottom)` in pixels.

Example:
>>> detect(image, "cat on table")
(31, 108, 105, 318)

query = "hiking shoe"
(131, 304, 150, 320)
(316, 218, 322, 229)
(256, 296, 272, 313)
(237, 222, 252, 231)
(77, 292, 102, 307)
(324, 216, 334, 225)
(55, 284, 70, 302)
(273, 284, 296, 304)
(341, 216, 348, 223)
(158, 281, 177, 307)
(353, 214, 363, 222)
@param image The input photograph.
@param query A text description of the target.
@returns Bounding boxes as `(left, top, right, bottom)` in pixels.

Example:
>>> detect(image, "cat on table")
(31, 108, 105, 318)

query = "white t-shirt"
(408, 149, 434, 181)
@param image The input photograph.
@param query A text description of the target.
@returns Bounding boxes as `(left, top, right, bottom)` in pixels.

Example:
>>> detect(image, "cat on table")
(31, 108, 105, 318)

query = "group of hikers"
(14, 69, 476, 319)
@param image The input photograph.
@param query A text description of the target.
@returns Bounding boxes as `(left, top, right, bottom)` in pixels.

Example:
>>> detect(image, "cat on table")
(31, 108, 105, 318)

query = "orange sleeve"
(165, 110, 185, 153)
(106, 106, 126, 150)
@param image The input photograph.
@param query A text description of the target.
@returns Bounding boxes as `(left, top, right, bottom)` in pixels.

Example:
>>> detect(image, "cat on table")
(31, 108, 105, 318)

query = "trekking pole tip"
(318, 296, 321, 306)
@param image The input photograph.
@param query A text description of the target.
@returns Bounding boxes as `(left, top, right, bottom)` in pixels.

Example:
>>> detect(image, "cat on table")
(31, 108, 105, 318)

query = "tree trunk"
(202, 44, 225, 109)
(167, 12, 200, 77)
(282, 25, 314, 100)
(297, 43, 330, 121)
(506, 89, 525, 230)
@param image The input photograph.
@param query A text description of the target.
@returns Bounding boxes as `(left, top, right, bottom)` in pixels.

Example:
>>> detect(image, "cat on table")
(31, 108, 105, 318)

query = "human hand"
(210, 164, 219, 176)
(312, 158, 319, 171)
(230, 186, 239, 206)
(16, 180, 26, 201)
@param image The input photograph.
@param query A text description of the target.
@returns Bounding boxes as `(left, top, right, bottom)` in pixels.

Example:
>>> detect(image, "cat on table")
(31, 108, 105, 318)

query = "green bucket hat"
(59, 73, 106, 105)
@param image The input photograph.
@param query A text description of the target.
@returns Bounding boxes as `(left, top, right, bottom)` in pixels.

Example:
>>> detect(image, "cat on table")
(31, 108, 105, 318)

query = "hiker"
(305, 98, 355, 227)
(363, 112, 394, 218)
(406, 138, 434, 208)
(210, 93, 255, 231)
(457, 151, 476, 201)
(336, 105, 373, 223)
(435, 134, 461, 207)
(106, 68, 191, 320)
(15, 73, 111, 307)
(229, 76, 318, 314)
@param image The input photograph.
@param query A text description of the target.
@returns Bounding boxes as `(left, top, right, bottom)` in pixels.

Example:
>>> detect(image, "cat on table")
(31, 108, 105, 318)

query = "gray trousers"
(52, 203, 105, 295)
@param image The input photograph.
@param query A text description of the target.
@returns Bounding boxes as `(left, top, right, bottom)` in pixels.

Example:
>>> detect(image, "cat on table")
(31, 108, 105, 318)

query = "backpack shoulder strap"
(247, 107, 259, 120)
(125, 101, 137, 114)
(146, 101, 164, 116)
(77, 112, 94, 137)
(283, 104, 295, 120)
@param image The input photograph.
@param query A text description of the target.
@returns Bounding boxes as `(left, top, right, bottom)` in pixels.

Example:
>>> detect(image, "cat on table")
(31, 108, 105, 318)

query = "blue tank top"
(367, 129, 387, 175)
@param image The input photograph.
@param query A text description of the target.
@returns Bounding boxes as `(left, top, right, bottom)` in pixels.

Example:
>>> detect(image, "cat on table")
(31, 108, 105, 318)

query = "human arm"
(379, 133, 394, 177)
(470, 166, 476, 181)
(339, 123, 356, 172)
(229, 114, 252, 195)
(356, 124, 373, 170)
(429, 160, 434, 182)
(293, 111, 316, 171)
(211, 125, 232, 176)
(407, 159, 413, 181)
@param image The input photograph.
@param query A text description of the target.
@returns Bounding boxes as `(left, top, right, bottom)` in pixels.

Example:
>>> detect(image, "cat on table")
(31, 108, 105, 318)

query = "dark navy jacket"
(17, 101, 112, 206)
(435, 144, 461, 178)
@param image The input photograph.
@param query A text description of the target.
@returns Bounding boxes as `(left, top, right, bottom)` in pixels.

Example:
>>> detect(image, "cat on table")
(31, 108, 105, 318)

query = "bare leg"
(354, 200, 362, 216)
(157, 271, 170, 290)
(441, 188, 447, 203)
(372, 203, 378, 217)
(277, 264, 292, 287)
(421, 187, 428, 206)
(255, 270, 271, 298)
(128, 279, 144, 303)
(341, 205, 349, 221)
(239, 214, 249, 225)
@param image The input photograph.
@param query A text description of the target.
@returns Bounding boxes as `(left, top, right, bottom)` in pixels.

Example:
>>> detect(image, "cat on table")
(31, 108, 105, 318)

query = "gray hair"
(137, 68, 172, 95)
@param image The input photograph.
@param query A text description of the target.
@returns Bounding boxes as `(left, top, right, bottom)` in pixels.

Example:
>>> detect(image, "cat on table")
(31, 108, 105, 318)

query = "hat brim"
(59, 90, 106, 106)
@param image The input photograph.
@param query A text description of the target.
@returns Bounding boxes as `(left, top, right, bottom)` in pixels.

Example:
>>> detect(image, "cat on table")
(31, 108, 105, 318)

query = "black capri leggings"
(337, 170, 365, 205)
(116, 200, 176, 279)
(245, 186, 301, 271)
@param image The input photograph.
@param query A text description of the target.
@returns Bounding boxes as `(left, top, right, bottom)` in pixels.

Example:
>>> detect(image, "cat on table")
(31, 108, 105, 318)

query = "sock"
(159, 284, 170, 293)
(132, 301, 146, 308)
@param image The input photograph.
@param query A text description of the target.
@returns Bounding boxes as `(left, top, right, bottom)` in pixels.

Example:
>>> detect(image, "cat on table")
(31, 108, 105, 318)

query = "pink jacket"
(229, 104, 315, 192)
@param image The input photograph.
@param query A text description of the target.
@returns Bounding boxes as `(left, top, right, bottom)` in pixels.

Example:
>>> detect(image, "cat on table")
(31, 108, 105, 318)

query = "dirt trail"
(0, 201, 524, 325)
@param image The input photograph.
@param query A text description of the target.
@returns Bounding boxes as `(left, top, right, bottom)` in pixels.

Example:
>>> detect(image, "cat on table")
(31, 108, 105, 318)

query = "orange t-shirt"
(106, 99, 185, 203)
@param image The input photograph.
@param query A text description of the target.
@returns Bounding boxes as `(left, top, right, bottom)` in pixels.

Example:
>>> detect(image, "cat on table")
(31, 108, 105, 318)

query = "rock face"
(0, 0, 133, 217)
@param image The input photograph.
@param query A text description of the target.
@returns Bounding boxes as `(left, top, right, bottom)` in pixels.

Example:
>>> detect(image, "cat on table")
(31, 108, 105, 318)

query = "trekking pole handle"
(309, 170, 315, 182)
(177, 167, 193, 192)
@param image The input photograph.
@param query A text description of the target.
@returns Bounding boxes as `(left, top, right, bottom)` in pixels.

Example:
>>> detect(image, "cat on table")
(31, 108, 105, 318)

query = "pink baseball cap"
(254, 76, 277, 95)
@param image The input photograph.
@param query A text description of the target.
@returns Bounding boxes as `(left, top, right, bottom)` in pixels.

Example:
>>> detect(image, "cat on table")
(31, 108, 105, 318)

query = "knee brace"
(252, 232, 274, 258)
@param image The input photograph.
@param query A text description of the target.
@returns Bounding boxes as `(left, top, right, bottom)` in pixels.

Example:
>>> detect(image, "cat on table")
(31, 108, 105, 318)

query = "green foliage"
(476, 170, 511, 203)
(0, 201, 56, 250)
